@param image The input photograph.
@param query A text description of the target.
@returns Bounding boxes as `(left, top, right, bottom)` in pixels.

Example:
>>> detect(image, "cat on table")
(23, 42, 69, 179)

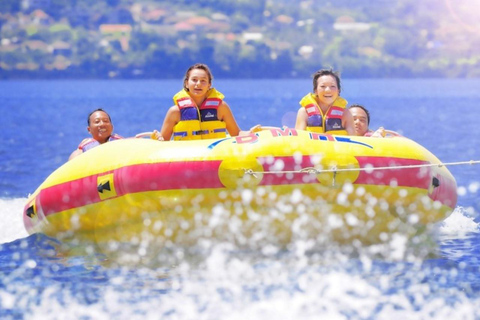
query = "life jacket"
(299, 93, 348, 135)
(78, 133, 123, 152)
(172, 88, 227, 141)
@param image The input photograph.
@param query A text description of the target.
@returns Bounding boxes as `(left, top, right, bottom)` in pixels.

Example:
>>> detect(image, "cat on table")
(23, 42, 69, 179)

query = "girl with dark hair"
(295, 69, 354, 135)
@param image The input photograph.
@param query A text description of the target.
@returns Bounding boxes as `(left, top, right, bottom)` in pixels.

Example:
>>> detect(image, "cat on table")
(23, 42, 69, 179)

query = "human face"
(87, 111, 113, 143)
(350, 107, 369, 136)
(315, 75, 339, 107)
(186, 68, 211, 98)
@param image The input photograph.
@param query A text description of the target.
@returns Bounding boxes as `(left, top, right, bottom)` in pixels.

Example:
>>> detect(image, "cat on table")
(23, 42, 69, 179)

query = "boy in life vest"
(69, 108, 123, 160)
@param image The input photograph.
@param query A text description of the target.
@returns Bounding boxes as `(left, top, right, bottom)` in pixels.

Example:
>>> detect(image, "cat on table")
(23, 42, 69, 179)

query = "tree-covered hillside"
(1, 0, 479, 79)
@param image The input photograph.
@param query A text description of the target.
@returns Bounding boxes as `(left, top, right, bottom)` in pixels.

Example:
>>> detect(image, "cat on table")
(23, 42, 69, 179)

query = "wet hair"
(312, 69, 341, 94)
(183, 63, 213, 91)
(349, 104, 370, 125)
(87, 108, 111, 126)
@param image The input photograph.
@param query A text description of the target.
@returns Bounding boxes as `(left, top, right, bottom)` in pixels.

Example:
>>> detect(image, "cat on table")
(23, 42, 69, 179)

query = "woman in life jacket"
(68, 108, 123, 161)
(295, 69, 355, 135)
(152, 63, 254, 141)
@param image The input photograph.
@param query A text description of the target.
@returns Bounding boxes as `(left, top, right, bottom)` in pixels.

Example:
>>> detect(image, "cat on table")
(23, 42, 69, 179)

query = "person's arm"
(153, 105, 180, 141)
(342, 109, 355, 135)
(68, 148, 83, 161)
(295, 107, 308, 130)
(370, 127, 386, 138)
(218, 101, 242, 136)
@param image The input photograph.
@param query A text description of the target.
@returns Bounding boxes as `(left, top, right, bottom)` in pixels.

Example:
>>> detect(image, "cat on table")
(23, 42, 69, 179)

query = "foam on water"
(437, 207, 479, 237)
(0, 198, 28, 244)
(5, 243, 480, 320)
(2, 198, 480, 319)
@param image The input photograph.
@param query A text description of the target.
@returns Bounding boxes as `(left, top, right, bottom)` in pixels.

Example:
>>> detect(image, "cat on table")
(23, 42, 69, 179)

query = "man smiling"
(69, 108, 123, 160)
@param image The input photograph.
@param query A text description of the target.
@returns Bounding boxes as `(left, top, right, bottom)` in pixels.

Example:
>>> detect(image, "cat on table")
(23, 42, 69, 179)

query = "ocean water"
(1, 79, 480, 319)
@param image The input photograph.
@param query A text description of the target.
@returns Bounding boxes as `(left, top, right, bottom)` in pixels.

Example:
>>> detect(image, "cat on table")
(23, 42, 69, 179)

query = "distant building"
(99, 24, 132, 51)
(99, 24, 133, 35)
(16, 62, 39, 70)
(0, 43, 19, 53)
(211, 13, 229, 22)
(333, 16, 370, 31)
(275, 15, 294, 25)
(174, 22, 195, 32)
(205, 21, 230, 33)
(298, 45, 314, 58)
(22, 0, 50, 10)
(175, 11, 196, 19)
(23, 40, 49, 52)
(51, 41, 72, 56)
(30, 9, 51, 25)
(143, 9, 167, 23)
(45, 56, 71, 70)
(185, 16, 211, 26)
(242, 32, 263, 42)
(180, 16, 212, 32)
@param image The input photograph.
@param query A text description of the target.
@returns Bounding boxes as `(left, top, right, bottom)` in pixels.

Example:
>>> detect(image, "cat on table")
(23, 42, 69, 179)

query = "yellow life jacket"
(299, 93, 348, 135)
(172, 88, 227, 141)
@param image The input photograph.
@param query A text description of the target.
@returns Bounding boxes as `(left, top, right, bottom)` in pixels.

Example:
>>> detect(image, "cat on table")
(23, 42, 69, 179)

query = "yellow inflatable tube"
(23, 128, 457, 250)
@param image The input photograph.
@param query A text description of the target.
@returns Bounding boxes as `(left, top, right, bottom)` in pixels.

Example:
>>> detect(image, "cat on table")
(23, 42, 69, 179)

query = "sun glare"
(444, 0, 480, 33)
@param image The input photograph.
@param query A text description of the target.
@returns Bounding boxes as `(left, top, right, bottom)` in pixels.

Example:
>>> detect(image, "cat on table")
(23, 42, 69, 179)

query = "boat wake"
(0, 198, 28, 244)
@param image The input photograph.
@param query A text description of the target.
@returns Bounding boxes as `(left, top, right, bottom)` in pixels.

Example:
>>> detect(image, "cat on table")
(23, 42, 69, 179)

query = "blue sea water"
(1, 78, 480, 319)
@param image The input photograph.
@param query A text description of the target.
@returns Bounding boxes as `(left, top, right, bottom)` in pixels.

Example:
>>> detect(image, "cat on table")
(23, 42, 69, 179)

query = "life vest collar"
(300, 93, 347, 114)
(173, 88, 225, 110)
(78, 134, 122, 152)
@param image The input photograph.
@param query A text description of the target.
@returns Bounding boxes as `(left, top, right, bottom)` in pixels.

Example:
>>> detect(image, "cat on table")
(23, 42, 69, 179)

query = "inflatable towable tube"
(23, 128, 457, 251)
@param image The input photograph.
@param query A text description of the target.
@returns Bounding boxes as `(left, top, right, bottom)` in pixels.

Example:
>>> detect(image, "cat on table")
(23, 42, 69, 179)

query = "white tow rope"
(244, 160, 480, 176)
